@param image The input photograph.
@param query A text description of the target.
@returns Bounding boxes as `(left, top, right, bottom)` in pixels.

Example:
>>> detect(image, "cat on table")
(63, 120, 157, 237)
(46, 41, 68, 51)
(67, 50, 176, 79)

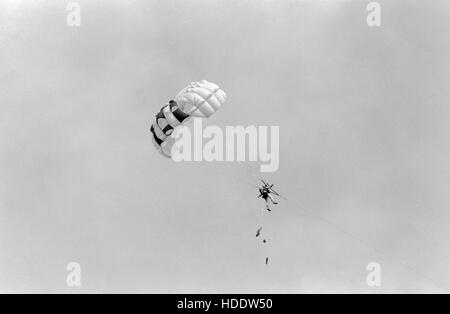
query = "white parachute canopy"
(150, 80, 227, 158)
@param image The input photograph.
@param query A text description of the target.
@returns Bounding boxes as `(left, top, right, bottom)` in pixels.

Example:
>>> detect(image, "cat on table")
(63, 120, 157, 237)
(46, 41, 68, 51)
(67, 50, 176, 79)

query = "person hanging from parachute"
(257, 179, 283, 212)
(252, 179, 285, 265)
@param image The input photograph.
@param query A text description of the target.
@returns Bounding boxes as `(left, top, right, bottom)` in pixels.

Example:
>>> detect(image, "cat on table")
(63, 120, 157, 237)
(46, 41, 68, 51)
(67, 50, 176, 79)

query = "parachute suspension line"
(262, 205, 270, 266)
(260, 205, 264, 229)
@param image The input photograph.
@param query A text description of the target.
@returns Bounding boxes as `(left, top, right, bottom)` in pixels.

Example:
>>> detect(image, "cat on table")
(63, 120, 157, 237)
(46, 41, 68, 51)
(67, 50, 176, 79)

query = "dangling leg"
(265, 199, 271, 212)
(268, 194, 278, 205)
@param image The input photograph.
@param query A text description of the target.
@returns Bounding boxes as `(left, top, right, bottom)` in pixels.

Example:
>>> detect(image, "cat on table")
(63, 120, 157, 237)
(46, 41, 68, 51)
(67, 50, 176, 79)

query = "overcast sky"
(0, 0, 449, 293)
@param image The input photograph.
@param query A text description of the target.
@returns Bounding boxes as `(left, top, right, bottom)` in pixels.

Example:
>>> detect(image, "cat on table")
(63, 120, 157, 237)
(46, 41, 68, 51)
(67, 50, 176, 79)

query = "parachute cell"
(174, 80, 226, 118)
